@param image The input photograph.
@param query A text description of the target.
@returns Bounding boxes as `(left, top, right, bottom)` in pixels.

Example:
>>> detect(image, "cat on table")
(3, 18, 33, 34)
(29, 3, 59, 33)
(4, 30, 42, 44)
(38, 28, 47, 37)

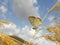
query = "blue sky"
(0, 0, 60, 45)
(0, 0, 60, 28)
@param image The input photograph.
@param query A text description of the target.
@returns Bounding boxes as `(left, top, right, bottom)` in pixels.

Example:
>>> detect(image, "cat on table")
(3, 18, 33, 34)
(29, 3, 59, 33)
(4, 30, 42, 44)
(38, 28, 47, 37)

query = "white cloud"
(35, 6, 39, 11)
(0, 5, 7, 14)
(48, 16, 55, 22)
(18, 25, 36, 41)
(0, 5, 7, 19)
(0, 21, 56, 45)
(0, 22, 20, 36)
(48, 16, 59, 21)
(38, 38, 56, 45)
(49, 22, 56, 27)
(57, 0, 60, 2)
(17, 25, 56, 45)
(48, 16, 60, 27)
(12, 0, 40, 21)
(32, 0, 37, 3)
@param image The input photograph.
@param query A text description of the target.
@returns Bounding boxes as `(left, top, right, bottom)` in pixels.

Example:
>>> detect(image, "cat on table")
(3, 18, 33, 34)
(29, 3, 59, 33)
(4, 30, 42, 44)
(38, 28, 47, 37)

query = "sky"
(0, 0, 59, 27)
(0, 0, 60, 45)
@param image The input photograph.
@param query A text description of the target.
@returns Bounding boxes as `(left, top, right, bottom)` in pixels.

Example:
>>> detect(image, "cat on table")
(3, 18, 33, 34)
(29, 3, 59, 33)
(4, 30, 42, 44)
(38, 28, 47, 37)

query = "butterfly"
(28, 16, 42, 30)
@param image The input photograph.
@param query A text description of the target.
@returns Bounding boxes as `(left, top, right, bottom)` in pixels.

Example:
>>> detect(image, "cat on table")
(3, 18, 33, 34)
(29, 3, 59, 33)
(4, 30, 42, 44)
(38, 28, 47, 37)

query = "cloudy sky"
(0, 0, 60, 45)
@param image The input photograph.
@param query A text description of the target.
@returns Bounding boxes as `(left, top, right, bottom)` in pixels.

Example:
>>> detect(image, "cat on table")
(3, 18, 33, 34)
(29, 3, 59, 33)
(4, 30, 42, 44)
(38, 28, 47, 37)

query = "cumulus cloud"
(49, 22, 56, 27)
(0, 5, 7, 19)
(33, 38, 56, 45)
(0, 22, 56, 45)
(48, 16, 60, 27)
(48, 16, 56, 22)
(12, 0, 40, 21)
(48, 16, 60, 22)
(17, 25, 56, 45)
(18, 25, 35, 41)
(0, 5, 7, 14)
(0, 23, 35, 41)
(57, 0, 60, 2)
(48, 16, 56, 27)
(0, 22, 20, 35)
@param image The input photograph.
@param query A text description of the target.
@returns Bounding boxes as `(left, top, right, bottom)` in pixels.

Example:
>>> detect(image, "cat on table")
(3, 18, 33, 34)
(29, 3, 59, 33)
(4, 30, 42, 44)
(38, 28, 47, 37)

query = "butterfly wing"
(28, 16, 35, 26)
(28, 16, 42, 29)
